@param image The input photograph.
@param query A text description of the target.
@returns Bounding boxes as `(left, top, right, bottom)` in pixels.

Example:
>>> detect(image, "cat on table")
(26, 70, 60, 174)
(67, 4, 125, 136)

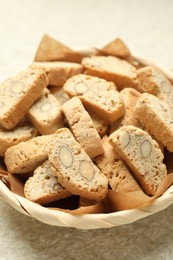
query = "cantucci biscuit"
(109, 126, 167, 195)
(137, 66, 173, 109)
(135, 93, 173, 152)
(86, 109, 108, 137)
(49, 128, 108, 200)
(0, 124, 37, 156)
(137, 66, 173, 98)
(50, 86, 108, 136)
(62, 97, 104, 158)
(82, 56, 138, 90)
(0, 68, 48, 129)
(49, 86, 70, 106)
(24, 160, 71, 205)
(4, 134, 56, 174)
(28, 89, 64, 135)
(110, 88, 141, 134)
(63, 74, 125, 122)
(95, 135, 141, 192)
(30, 61, 83, 86)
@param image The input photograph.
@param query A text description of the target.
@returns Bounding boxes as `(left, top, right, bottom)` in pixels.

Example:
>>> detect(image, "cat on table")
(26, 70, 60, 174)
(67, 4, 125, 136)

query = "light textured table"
(0, 0, 173, 259)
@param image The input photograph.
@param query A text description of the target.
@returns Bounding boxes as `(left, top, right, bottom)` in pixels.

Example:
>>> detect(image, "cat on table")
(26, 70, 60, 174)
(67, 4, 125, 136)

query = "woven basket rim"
(0, 52, 173, 229)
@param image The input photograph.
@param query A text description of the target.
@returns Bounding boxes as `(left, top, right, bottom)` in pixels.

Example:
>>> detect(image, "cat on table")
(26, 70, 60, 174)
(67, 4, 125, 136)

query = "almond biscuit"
(49, 86, 70, 106)
(63, 74, 125, 122)
(28, 89, 64, 135)
(30, 61, 83, 86)
(0, 124, 37, 156)
(137, 66, 173, 109)
(110, 88, 141, 134)
(49, 128, 108, 200)
(135, 93, 173, 152)
(24, 160, 71, 205)
(86, 109, 108, 137)
(109, 125, 167, 195)
(4, 134, 56, 174)
(0, 68, 48, 129)
(62, 97, 104, 158)
(137, 66, 173, 101)
(95, 135, 141, 192)
(82, 56, 138, 90)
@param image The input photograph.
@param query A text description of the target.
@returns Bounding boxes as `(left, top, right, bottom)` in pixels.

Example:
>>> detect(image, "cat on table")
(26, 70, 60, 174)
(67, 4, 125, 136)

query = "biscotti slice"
(24, 160, 71, 205)
(0, 124, 37, 156)
(63, 74, 125, 122)
(62, 97, 104, 158)
(135, 93, 173, 152)
(30, 61, 83, 86)
(95, 135, 141, 192)
(0, 68, 48, 129)
(109, 126, 167, 195)
(137, 66, 173, 110)
(49, 86, 70, 106)
(49, 128, 108, 200)
(4, 134, 56, 174)
(87, 109, 108, 137)
(82, 56, 138, 90)
(110, 88, 141, 134)
(137, 65, 173, 96)
(28, 89, 64, 135)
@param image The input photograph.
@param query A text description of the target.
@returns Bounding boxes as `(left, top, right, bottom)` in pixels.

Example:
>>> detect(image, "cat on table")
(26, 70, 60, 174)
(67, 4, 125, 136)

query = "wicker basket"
(0, 52, 173, 230)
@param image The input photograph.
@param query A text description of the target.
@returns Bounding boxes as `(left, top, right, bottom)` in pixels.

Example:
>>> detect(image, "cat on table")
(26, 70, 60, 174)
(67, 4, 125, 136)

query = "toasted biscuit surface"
(0, 124, 37, 156)
(30, 61, 83, 86)
(62, 97, 104, 158)
(4, 134, 56, 173)
(49, 128, 108, 200)
(110, 88, 141, 134)
(82, 55, 138, 90)
(95, 136, 141, 192)
(137, 66, 173, 100)
(109, 125, 167, 195)
(135, 93, 173, 152)
(64, 74, 125, 122)
(28, 90, 64, 135)
(24, 160, 71, 205)
(0, 68, 48, 129)
(50, 86, 70, 106)
(87, 108, 108, 137)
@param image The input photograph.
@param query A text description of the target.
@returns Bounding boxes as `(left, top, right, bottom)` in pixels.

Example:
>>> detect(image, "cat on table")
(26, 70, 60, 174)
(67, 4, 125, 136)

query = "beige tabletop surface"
(1, 0, 173, 259)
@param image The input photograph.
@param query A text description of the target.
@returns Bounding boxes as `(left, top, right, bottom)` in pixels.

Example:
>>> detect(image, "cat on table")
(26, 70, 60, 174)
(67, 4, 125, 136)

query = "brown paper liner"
(8, 173, 25, 197)
(0, 160, 10, 189)
(4, 172, 104, 214)
(164, 149, 173, 173)
(49, 201, 104, 215)
(2, 169, 173, 215)
(103, 173, 173, 212)
(34, 34, 87, 63)
(97, 38, 133, 63)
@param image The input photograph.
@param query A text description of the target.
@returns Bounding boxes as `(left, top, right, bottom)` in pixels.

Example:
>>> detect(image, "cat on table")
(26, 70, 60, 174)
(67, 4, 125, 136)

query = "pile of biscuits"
(1, 35, 173, 208)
